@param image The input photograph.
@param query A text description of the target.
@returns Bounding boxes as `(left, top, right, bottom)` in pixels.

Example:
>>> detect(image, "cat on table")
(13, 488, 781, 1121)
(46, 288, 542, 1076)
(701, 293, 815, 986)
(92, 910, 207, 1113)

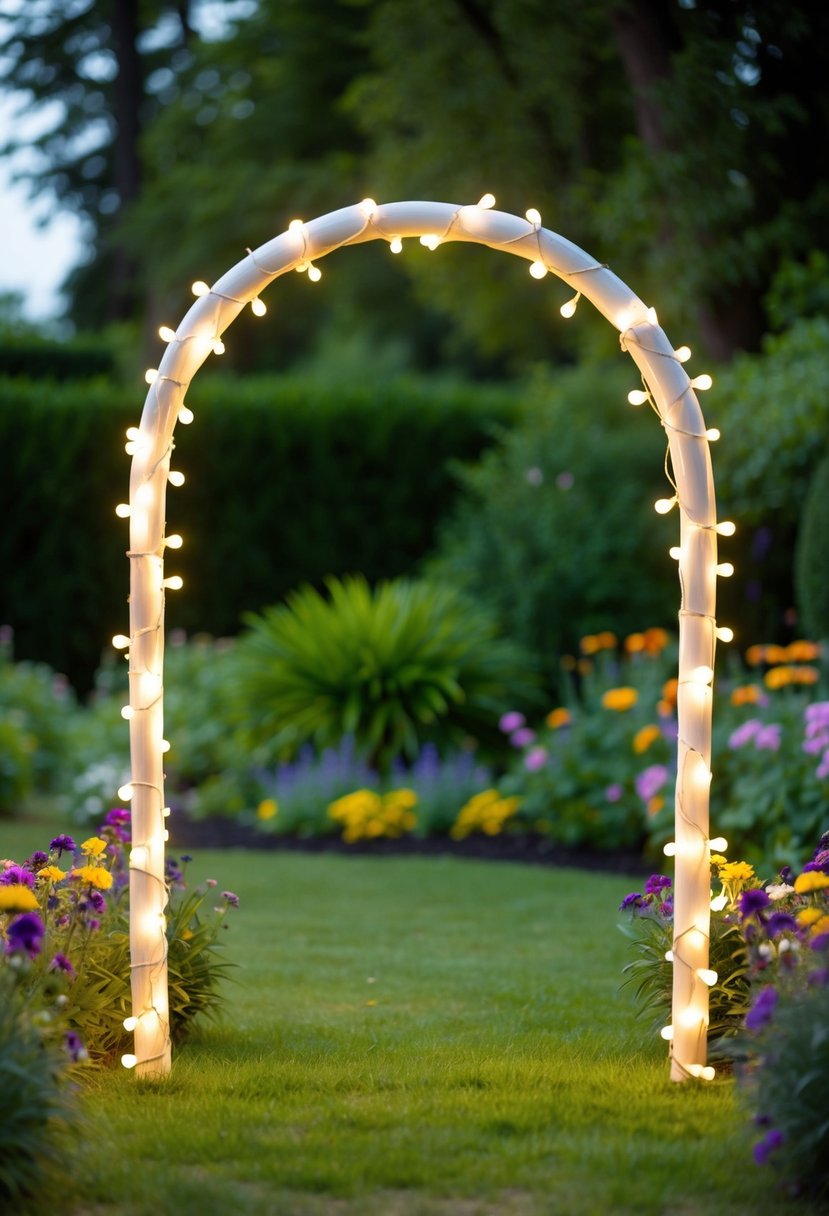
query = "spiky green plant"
(233, 575, 540, 772)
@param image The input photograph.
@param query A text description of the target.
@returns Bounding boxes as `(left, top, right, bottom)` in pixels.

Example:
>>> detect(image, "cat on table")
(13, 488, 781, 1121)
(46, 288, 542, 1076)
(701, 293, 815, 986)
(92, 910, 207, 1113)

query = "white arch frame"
(121, 198, 728, 1081)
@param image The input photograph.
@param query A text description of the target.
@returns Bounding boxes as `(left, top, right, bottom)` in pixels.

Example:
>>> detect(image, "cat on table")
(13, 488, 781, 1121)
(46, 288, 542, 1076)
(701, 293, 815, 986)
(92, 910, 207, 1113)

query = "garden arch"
(119, 197, 732, 1082)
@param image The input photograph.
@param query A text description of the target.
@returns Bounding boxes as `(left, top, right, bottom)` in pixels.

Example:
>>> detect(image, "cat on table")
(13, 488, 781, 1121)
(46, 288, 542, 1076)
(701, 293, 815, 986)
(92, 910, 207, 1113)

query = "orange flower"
(602, 687, 638, 711)
(745, 645, 766, 667)
(642, 627, 670, 654)
(577, 659, 594, 675)
(646, 795, 664, 817)
(764, 666, 791, 690)
(546, 707, 571, 730)
(786, 639, 821, 662)
(625, 633, 645, 654)
(661, 678, 679, 705)
(764, 644, 788, 666)
(595, 631, 618, 651)
(793, 665, 819, 685)
(580, 634, 601, 655)
(656, 699, 673, 717)
(633, 724, 662, 754)
(730, 684, 764, 706)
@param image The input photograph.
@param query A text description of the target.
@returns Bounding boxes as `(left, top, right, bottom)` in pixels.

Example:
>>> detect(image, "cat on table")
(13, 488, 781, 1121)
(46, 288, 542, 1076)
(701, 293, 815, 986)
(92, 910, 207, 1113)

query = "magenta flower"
(510, 727, 536, 748)
(635, 765, 668, 803)
(0, 865, 35, 888)
(754, 724, 782, 751)
(605, 783, 623, 803)
(524, 746, 548, 771)
(499, 711, 526, 734)
(728, 720, 763, 750)
(752, 1127, 784, 1166)
(49, 952, 75, 976)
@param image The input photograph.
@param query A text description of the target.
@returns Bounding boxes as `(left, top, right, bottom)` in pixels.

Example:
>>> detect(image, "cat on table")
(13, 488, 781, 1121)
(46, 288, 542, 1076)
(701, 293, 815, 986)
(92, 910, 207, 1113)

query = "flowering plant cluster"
(620, 832, 829, 1190)
(328, 788, 418, 842)
(0, 811, 239, 1067)
(450, 789, 522, 840)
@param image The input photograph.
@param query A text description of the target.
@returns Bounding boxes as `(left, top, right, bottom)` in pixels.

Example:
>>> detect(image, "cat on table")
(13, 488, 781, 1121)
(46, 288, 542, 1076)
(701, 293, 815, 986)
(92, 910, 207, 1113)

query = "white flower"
(765, 882, 794, 901)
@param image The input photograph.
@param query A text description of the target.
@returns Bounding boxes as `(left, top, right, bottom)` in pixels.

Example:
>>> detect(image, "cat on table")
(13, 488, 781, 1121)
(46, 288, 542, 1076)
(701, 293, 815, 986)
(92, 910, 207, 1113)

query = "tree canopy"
(2, 0, 827, 367)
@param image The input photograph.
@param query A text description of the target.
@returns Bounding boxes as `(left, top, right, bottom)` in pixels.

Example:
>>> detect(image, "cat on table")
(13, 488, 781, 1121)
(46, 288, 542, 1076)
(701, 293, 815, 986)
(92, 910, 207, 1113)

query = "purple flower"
(499, 712, 526, 734)
(510, 727, 536, 748)
(605, 783, 623, 803)
(745, 986, 777, 1031)
(807, 967, 829, 986)
(180, 854, 193, 864)
(524, 746, 548, 772)
(27, 852, 48, 870)
(645, 874, 673, 897)
(765, 912, 797, 938)
(49, 953, 75, 976)
(50, 834, 76, 856)
(754, 724, 782, 751)
(222, 890, 239, 908)
(6, 912, 46, 958)
(635, 765, 668, 803)
(660, 897, 674, 918)
(619, 892, 644, 910)
(753, 1127, 784, 1166)
(88, 890, 106, 913)
(811, 932, 829, 952)
(0, 864, 35, 888)
(805, 701, 829, 723)
(728, 720, 762, 750)
(105, 808, 130, 826)
(64, 1031, 87, 1063)
(739, 888, 771, 919)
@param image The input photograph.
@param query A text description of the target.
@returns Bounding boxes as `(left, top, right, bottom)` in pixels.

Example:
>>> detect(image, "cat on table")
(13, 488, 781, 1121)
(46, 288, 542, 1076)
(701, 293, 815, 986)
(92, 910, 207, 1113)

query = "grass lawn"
(3, 816, 824, 1216)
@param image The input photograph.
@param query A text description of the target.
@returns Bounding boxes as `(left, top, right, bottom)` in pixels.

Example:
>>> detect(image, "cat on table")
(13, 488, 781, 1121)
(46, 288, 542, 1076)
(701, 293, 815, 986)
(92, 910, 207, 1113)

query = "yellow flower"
(546, 707, 571, 730)
(794, 871, 829, 894)
(642, 627, 670, 654)
(797, 907, 822, 927)
(256, 799, 278, 821)
(624, 633, 645, 654)
(745, 644, 766, 667)
(0, 885, 39, 913)
(451, 789, 520, 840)
(717, 860, 756, 885)
(36, 865, 66, 883)
(633, 724, 661, 754)
(601, 687, 638, 711)
(813, 915, 829, 936)
(595, 631, 618, 651)
(81, 836, 108, 859)
(786, 639, 820, 662)
(70, 865, 113, 890)
(579, 634, 600, 655)
(710, 854, 726, 866)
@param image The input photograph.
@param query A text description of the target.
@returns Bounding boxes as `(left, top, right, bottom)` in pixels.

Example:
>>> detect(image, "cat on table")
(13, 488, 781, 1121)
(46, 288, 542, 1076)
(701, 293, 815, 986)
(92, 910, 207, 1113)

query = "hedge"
(0, 371, 521, 691)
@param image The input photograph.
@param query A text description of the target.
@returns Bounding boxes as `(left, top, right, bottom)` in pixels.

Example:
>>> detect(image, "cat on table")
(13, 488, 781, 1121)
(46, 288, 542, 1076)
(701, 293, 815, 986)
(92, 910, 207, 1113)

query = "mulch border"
(172, 815, 647, 875)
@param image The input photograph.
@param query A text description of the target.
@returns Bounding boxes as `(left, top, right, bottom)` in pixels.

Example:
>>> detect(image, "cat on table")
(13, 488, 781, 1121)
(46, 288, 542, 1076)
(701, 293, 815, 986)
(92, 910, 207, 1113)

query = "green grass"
(3, 815, 825, 1215)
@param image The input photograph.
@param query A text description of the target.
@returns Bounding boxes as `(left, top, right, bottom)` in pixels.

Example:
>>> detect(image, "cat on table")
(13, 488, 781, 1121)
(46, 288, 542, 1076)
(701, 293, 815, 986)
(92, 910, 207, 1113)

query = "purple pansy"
(764, 912, 797, 938)
(50, 834, 76, 856)
(645, 874, 672, 897)
(745, 986, 777, 1031)
(49, 952, 75, 976)
(0, 864, 36, 888)
(6, 912, 46, 958)
(739, 888, 771, 919)
(619, 892, 644, 911)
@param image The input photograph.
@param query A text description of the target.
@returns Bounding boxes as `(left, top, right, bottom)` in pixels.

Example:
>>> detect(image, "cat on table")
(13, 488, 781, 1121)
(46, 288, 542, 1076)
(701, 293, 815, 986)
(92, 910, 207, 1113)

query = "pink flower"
(524, 746, 548, 771)
(499, 712, 525, 734)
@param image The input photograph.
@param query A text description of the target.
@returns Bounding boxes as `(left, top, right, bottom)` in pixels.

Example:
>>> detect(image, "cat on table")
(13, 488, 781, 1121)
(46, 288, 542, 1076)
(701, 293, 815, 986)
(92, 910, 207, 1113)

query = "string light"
(419, 235, 441, 251)
(159, 326, 176, 343)
(628, 389, 649, 406)
(178, 406, 194, 425)
(165, 534, 183, 549)
(669, 546, 682, 560)
(716, 520, 736, 536)
(660, 1025, 674, 1041)
(691, 374, 713, 391)
(121, 1054, 138, 1070)
(529, 260, 548, 279)
(112, 634, 130, 650)
(191, 281, 210, 297)
(121, 706, 134, 720)
(168, 470, 185, 487)
(709, 837, 728, 851)
(115, 503, 131, 518)
(655, 496, 677, 514)
(697, 968, 718, 986)
(162, 575, 183, 590)
(117, 783, 133, 802)
(525, 207, 541, 225)
(250, 297, 267, 316)
(307, 265, 322, 282)
(560, 292, 581, 318)
(716, 563, 734, 578)
(212, 339, 225, 355)
(706, 428, 720, 441)
(389, 237, 403, 254)
(715, 626, 734, 643)
(674, 345, 692, 362)
(360, 197, 377, 218)
(478, 193, 496, 209)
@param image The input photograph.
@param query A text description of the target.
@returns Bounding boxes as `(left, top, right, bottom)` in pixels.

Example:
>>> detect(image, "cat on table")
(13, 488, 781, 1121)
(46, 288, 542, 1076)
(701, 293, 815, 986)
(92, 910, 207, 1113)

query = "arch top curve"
(124, 196, 723, 1086)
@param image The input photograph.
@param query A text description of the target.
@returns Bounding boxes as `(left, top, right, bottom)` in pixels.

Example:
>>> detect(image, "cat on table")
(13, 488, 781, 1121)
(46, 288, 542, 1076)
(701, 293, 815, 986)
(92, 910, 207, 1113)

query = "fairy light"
(112, 634, 130, 650)
(715, 626, 734, 643)
(716, 563, 734, 578)
(121, 706, 134, 720)
(669, 546, 682, 560)
(709, 837, 728, 852)
(121, 1054, 138, 1070)
(706, 428, 720, 441)
(660, 1025, 674, 1041)
(697, 968, 718, 986)
(121, 197, 725, 1084)
(115, 503, 131, 518)
(165, 534, 183, 549)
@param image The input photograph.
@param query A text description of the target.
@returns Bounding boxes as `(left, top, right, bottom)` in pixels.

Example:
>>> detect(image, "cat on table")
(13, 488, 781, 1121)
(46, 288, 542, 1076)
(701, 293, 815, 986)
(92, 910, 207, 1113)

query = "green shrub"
(233, 574, 541, 773)
(0, 372, 520, 691)
(795, 453, 829, 641)
(427, 362, 677, 679)
(0, 970, 76, 1203)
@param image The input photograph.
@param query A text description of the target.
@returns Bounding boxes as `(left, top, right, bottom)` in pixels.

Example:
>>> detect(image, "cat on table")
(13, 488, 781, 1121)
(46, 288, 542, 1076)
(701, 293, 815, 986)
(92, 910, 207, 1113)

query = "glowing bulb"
(247, 299, 266, 320)
(697, 968, 718, 986)
(675, 345, 692, 362)
(669, 546, 682, 560)
(161, 739, 171, 753)
(716, 626, 734, 643)
(389, 236, 403, 254)
(710, 893, 728, 911)
(163, 806, 171, 818)
(163, 575, 183, 591)
(159, 325, 176, 343)
(126, 426, 140, 440)
(706, 428, 721, 441)
(121, 705, 134, 721)
(679, 1007, 703, 1029)
(165, 534, 183, 549)
(112, 634, 130, 650)
(709, 836, 728, 852)
(665, 950, 674, 962)
(663, 842, 676, 857)
(654, 497, 676, 515)
(529, 260, 548, 279)
(477, 193, 496, 209)
(123, 1016, 138, 1032)
(115, 503, 131, 518)
(178, 406, 194, 425)
(525, 207, 541, 225)
(716, 520, 736, 536)
(627, 389, 649, 406)
(560, 292, 580, 318)
(307, 264, 322, 282)
(716, 562, 734, 578)
(660, 1025, 674, 1041)
(700, 1066, 716, 1081)
(691, 374, 713, 391)
(191, 281, 209, 297)
(689, 665, 714, 684)
(360, 197, 377, 217)
(125, 441, 138, 455)
(121, 1054, 138, 1070)
(289, 219, 304, 234)
(419, 234, 441, 250)
(168, 470, 185, 487)
(646, 306, 659, 325)
(212, 339, 225, 355)
(118, 783, 133, 801)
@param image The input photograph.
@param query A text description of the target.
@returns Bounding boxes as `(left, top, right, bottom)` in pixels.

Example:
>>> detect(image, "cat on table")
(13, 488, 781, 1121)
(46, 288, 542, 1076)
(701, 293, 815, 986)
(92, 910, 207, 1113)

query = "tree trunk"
(110, 0, 143, 319)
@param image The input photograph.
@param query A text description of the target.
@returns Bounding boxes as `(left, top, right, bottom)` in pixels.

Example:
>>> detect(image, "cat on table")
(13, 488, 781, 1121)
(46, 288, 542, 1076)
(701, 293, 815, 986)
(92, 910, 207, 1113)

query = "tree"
(0, 0, 201, 325)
